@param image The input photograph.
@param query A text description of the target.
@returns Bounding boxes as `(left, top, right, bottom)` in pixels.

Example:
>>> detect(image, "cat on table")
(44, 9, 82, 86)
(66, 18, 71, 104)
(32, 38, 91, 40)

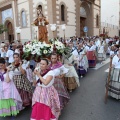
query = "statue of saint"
(32, 7, 49, 43)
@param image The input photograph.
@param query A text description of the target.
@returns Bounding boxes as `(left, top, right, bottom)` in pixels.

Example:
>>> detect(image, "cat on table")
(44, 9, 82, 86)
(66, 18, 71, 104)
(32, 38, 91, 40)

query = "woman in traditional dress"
(1, 45, 8, 58)
(63, 44, 80, 92)
(97, 40, 106, 64)
(22, 59, 33, 83)
(49, 53, 70, 109)
(109, 45, 115, 57)
(8, 53, 32, 107)
(31, 58, 60, 120)
(0, 57, 23, 118)
(77, 43, 88, 78)
(1, 45, 8, 64)
(107, 47, 120, 99)
(86, 40, 96, 67)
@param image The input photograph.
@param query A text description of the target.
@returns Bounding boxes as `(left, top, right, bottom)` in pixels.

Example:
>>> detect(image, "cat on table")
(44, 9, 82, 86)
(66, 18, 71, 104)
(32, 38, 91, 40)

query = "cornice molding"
(0, 0, 14, 8)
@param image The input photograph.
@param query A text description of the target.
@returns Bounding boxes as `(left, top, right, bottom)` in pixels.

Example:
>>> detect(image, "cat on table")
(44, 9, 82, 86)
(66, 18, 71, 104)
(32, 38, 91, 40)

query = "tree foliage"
(0, 24, 7, 34)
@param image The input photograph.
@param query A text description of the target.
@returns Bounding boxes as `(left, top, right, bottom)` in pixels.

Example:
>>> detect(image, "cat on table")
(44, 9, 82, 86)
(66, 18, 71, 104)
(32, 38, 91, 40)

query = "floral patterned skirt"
(31, 86, 60, 120)
(53, 78, 70, 109)
(13, 75, 32, 106)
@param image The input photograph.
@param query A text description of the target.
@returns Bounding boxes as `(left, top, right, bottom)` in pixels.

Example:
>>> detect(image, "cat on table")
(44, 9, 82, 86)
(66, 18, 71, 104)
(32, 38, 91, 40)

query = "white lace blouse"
(112, 55, 120, 69)
(8, 64, 27, 75)
(51, 65, 68, 76)
(36, 70, 55, 88)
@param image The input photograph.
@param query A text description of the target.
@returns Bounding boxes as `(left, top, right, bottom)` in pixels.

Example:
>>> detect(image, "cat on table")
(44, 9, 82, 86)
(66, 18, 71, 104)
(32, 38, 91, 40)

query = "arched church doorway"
(80, 7, 87, 37)
(5, 21, 14, 43)
(80, 2, 92, 37)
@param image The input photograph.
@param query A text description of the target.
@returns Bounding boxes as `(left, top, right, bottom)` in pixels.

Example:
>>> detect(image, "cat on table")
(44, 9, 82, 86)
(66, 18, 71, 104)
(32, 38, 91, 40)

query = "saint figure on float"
(32, 6, 49, 43)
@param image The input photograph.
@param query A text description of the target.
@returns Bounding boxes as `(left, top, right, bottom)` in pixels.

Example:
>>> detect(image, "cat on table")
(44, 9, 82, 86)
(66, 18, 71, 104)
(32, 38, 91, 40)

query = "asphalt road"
(1, 63, 120, 120)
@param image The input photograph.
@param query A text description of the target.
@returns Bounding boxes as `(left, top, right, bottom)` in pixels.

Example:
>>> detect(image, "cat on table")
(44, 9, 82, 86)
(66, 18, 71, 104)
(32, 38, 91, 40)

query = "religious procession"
(0, 0, 120, 120)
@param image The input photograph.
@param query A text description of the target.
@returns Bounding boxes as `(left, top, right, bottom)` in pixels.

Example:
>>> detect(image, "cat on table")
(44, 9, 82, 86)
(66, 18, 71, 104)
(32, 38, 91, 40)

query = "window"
(61, 5, 65, 21)
(96, 14, 99, 27)
(21, 11, 27, 27)
(80, 7, 87, 18)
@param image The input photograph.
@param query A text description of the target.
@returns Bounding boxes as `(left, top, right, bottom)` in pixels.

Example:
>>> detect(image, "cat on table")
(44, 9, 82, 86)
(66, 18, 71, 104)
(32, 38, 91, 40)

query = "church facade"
(0, 0, 101, 43)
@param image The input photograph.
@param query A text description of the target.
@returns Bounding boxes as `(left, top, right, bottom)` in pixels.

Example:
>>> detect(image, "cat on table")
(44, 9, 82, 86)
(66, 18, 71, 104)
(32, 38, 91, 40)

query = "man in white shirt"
(116, 39, 119, 45)
(105, 37, 110, 44)
(6, 43, 16, 64)
(95, 38, 101, 48)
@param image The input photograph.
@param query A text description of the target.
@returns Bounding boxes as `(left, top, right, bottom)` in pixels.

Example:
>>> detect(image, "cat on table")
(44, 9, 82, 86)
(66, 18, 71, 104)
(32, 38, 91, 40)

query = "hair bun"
(0, 57, 5, 64)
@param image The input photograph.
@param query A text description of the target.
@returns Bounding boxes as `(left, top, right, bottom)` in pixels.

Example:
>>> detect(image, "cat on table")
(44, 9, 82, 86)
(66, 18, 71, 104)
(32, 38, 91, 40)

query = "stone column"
(14, 0, 18, 26)
(99, 0, 101, 35)
(75, 0, 80, 37)
(28, 0, 33, 39)
(90, 3, 94, 36)
(12, 1, 17, 40)
(47, 0, 57, 38)
(0, 10, 4, 41)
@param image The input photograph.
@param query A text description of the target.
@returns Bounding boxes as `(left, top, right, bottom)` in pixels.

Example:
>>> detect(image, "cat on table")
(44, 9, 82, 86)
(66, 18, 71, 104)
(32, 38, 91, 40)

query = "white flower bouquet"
(22, 39, 69, 61)
(49, 38, 65, 55)
(22, 40, 52, 60)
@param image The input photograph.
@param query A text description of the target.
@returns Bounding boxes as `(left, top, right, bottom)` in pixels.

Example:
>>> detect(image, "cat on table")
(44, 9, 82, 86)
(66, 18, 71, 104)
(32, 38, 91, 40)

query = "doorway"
(80, 17, 86, 37)
(7, 22, 14, 43)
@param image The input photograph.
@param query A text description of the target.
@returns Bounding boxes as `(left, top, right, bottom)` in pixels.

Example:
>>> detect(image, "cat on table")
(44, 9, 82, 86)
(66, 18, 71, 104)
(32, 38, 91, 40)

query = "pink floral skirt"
(31, 86, 60, 120)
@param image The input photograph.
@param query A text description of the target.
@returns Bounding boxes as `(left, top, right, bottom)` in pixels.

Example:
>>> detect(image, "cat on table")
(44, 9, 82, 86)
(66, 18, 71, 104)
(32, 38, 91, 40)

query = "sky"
(101, 0, 119, 26)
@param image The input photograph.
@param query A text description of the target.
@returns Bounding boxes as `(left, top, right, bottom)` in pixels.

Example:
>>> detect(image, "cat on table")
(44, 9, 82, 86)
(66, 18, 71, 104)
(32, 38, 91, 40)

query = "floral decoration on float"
(22, 39, 70, 62)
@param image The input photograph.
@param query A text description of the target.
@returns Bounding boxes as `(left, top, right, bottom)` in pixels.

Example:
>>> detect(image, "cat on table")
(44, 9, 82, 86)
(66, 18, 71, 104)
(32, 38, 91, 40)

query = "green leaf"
(0, 24, 8, 34)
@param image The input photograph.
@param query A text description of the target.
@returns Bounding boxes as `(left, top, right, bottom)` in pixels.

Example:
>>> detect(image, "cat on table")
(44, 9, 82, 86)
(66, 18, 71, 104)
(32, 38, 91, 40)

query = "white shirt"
(112, 55, 120, 69)
(9, 64, 27, 75)
(72, 49, 78, 56)
(6, 50, 14, 63)
(110, 51, 114, 56)
(87, 45, 96, 51)
(98, 46, 104, 53)
(95, 39, 101, 47)
(51, 65, 68, 76)
(85, 45, 89, 51)
(36, 70, 55, 88)
(1, 48, 7, 58)
(116, 40, 119, 45)
(15, 49, 20, 54)
(106, 38, 109, 44)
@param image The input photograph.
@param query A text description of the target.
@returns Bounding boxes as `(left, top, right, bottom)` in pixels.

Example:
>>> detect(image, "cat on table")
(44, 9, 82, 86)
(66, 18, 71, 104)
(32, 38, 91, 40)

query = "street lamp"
(61, 24, 66, 40)
(16, 27, 21, 41)
(34, 26, 38, 40)
(50, 24, 57, 35)
(50, 24, 57, 42)
(50, 24, 57, 52)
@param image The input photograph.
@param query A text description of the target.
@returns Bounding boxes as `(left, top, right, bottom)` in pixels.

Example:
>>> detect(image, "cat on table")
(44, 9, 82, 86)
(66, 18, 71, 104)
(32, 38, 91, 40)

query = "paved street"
(60, 63, 120, 120)
(1, 62, 120, 120)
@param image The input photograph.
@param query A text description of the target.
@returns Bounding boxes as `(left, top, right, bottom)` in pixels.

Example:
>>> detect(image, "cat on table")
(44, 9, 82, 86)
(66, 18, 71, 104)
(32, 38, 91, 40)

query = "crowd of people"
(0, 36, 120, 120)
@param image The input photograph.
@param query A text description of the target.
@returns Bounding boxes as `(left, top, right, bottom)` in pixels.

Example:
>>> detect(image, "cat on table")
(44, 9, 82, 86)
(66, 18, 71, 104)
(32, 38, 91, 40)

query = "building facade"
(101, 22, 119, 37)
(101, 0, 119, 37)
(0, 0, 101, 43)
